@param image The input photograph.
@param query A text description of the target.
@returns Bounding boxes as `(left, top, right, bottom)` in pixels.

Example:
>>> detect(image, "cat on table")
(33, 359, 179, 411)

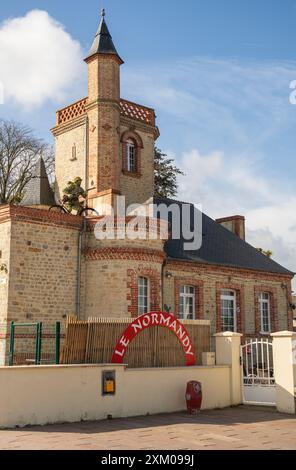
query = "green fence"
(9, 322, 62, 366)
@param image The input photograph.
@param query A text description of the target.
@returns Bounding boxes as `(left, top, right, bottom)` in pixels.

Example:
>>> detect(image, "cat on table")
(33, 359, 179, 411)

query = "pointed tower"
(52, 8, 159, 213)
(21, 157, 55, 208)
(85, 9, 123, 212)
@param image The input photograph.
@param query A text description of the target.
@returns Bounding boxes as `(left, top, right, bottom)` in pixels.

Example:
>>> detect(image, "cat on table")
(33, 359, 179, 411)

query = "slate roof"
(85, 10, 123, 62)
(154, 197, 293, 276)
(21, 157, 55, 207)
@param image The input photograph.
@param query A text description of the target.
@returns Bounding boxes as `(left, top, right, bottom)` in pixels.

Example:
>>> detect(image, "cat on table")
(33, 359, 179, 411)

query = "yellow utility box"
(102, 371, 116, 396)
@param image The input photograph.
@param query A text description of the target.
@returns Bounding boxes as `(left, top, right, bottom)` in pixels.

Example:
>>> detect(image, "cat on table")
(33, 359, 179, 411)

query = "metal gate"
(241, 338, 276, 406)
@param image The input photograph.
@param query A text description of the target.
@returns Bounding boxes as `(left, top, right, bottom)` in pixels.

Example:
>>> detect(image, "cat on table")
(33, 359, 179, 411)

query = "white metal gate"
(241, 338, 276, 406)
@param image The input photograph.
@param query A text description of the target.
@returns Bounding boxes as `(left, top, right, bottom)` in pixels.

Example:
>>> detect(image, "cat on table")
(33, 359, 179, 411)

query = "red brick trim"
(167, 259, 293, 281)
(127, 268, 161, 317)
(122, 170, 142, 179)
(121, 130, 144, 148)
(121, 131, 143, 176)
(254, 286, 278, 333)
(286, 283, 294, 331)
(174, 278, 204, 319)
(0, 205, 83, 230)
(216, 282, 245, 334)
(84, 247, 165, 263)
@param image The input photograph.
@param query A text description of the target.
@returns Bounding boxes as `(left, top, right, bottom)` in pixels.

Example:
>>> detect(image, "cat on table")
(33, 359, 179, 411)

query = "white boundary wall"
(0, 364, 231, 428)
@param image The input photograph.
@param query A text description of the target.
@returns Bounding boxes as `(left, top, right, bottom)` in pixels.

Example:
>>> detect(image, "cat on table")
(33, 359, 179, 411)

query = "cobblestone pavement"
(0, 406, 296, 450)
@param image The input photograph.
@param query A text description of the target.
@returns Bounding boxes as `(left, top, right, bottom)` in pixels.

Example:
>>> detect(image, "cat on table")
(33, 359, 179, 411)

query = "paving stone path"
(0, 406, 295, 450)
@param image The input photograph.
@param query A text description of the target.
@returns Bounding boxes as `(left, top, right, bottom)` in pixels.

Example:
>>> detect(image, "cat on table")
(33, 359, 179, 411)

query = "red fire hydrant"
(185, 381, 202, 414)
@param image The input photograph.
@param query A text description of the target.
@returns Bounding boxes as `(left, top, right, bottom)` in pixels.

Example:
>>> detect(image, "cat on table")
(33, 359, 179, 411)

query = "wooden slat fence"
(61, 316, 211, 368)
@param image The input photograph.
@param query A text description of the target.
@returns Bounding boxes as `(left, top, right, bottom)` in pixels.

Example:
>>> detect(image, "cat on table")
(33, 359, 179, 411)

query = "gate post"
(271, 331, 296, 414)
(214, 332, 242, 406)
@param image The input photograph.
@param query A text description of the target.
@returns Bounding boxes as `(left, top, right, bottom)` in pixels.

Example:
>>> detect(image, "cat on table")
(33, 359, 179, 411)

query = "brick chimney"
(216, 215, 245, 241)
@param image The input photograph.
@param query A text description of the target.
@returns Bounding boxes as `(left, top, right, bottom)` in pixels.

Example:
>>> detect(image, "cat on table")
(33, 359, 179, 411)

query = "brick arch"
(120, 130, 144, 148)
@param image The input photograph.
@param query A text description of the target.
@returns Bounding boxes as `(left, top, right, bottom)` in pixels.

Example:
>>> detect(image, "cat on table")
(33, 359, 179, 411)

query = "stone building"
(0, 10, 294, 364)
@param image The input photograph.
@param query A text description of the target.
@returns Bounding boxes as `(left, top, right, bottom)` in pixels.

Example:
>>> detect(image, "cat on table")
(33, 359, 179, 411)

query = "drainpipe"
(76, 219, 86, 319)
(161, 258, 167, 311)
(85, 115, 89, 194)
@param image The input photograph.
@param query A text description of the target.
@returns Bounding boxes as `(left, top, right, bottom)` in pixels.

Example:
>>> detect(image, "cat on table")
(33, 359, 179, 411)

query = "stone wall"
(7, 220, 80, 324)
(53, 118, 87, 201)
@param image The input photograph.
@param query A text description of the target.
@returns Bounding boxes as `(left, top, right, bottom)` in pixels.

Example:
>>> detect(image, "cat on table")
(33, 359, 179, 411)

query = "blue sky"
(0, 0, 296, 276)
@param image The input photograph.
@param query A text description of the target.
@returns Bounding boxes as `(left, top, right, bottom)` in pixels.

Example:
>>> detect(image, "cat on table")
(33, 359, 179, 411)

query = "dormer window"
(126, 140, 136, 173)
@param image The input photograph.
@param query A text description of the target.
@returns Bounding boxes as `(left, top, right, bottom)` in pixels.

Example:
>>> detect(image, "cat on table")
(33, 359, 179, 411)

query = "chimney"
(216, 215, 245, 241)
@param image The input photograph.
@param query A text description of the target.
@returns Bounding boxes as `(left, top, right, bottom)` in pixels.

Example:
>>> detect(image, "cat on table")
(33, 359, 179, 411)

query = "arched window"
(121, 131, 143, 176)
(126, 139, 136, 173)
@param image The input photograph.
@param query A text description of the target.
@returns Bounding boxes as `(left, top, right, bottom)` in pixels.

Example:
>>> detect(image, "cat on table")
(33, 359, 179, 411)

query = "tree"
(62, 177, 87, 213)
(154, 147, 184, 198)
(0, 120, 54, 204)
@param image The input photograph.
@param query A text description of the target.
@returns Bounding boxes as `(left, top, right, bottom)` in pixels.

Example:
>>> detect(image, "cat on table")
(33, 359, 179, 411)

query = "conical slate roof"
(21, 157, 55, 207)
(85, 9, 123, 63)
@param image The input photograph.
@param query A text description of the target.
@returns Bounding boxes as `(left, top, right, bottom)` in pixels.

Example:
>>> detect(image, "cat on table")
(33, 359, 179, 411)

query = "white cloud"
(0, 10, 84, 108)
(176, 147, 296, 285)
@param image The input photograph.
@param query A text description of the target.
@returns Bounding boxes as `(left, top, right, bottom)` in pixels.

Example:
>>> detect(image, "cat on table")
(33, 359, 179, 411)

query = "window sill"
(259, 331, 271, 336)
(122, 170, 142, 179)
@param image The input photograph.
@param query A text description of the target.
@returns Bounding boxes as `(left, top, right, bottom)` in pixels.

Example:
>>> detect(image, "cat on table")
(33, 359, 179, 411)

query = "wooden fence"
(61, 316, 211, 368)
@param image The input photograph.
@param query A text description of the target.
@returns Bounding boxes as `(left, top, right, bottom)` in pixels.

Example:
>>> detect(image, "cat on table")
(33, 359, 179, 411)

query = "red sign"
(111, 311, 196, 366)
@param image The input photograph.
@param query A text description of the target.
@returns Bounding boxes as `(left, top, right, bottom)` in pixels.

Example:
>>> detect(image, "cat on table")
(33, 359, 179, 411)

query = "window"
(126, 140, 136, 173)
(221, 290, 236, 332)
(259, 292, 271, 333)
(138, 277, 149, 315)
(179, 285, 195, 320)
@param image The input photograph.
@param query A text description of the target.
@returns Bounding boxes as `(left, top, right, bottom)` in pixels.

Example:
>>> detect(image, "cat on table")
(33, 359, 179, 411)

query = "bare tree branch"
(0, 120, 54, 204)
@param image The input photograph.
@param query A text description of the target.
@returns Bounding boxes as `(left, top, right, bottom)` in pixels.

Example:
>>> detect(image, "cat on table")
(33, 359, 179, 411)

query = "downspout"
(161, 258, 167, 311)
(75, 221, 85, 319)
(75, 116, 89, 319)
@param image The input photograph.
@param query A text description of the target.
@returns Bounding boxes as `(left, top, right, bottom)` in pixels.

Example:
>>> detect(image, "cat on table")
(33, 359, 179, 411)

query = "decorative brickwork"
(0, 205, 82, 230)
(167, 259, 293, 282)
(57, 98, 87, 125)
(127, 268, 161, 317)
(120, 99, 155, 126)
(174, 278, 204, 320)
(84, 247, 165, 263)
(254, 285, 278, 333)
(216, 282, 245, 334)
(55, 97, 156, 127)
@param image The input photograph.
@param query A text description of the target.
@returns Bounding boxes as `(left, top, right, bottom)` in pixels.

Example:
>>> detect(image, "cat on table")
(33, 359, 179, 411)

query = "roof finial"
(101, 8, 105, 18)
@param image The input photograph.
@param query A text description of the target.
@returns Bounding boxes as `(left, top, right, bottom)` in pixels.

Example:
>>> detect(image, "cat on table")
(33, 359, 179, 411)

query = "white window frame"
(126, 140, 136, 173)
(138, 277, 150, 315)
(221, 290, 237, 332)
(179, 285, 196, 320)
(259, 292, 271, 334)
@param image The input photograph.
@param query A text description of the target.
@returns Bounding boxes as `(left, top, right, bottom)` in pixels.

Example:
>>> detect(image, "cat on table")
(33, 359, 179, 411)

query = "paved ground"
(0, 406, 296, 450)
